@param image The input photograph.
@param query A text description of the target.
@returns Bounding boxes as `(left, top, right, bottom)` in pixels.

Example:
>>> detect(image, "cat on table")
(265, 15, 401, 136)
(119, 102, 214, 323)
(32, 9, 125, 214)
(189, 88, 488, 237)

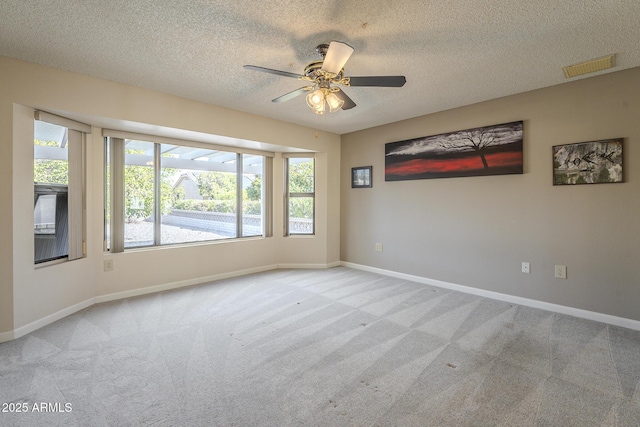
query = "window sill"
(34, 257, 68, 269)
(106, 235, 267, 254)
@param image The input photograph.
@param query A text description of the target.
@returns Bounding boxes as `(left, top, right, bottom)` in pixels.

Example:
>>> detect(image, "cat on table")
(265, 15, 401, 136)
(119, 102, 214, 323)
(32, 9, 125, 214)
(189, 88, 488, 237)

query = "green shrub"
(171, 199, 262, 215)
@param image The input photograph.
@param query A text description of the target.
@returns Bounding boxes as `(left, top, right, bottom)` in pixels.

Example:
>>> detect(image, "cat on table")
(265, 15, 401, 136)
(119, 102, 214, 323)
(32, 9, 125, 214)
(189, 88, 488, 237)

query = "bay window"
(104, 131, 272, 252)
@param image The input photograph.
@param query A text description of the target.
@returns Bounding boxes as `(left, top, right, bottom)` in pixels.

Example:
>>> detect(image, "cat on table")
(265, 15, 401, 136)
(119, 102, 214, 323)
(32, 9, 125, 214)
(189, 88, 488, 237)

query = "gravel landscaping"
(124, 221, 227, 246)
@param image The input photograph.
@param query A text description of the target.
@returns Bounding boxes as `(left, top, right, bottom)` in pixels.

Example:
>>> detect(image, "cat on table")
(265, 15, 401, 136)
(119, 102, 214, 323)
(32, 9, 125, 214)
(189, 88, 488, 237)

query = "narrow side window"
(34, 114, 87, 264)
(285, 156, 315, 236)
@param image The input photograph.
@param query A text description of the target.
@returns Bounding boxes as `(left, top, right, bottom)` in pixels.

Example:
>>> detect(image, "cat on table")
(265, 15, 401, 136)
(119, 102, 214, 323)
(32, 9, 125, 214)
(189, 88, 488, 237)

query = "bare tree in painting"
(439, 127, 498, 169)
(384, 121, 523, 180)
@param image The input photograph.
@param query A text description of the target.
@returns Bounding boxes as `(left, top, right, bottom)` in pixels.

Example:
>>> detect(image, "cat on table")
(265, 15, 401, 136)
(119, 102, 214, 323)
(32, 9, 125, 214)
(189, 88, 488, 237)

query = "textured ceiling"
(1, 0, 639, 135)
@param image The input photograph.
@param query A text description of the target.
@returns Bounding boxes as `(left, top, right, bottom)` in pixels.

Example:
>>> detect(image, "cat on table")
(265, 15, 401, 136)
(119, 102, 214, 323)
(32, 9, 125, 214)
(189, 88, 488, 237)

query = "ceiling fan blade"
(334, 89, 356, 110)
(348, 76, 407, 87)
(321, 41, 354, 75)
(243, 65, 304, 79)
(272, 86, 314, 103)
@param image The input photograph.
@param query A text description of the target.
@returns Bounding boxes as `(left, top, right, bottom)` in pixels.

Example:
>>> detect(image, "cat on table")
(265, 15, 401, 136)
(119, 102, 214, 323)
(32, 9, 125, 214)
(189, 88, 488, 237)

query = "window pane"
(124, 140, 155, 248)
(289, 158, 314, 193)
(34, 121, 69, 186)
(161, 144, 237, 244)
(289, 196, 314, 234)
(34, 121, 69, 263)
(104, 142, 111, 250)
(242, 154, 263, 237)
(34, 194, 57, 235)
(287, 157, 314, 235)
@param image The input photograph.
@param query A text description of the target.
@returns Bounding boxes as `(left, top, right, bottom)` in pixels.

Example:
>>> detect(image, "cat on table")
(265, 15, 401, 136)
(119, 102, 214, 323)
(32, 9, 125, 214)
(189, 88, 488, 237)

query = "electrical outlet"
(554, 265, 567, 279)
(521, 262, 530, 274)
(375, 243, 383, 252)
(104, 259, 113, 272)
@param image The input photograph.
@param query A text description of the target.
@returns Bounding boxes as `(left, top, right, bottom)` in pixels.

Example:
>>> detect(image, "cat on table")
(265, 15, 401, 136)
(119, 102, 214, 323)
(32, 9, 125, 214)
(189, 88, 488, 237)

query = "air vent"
(562, 54, 616, 78)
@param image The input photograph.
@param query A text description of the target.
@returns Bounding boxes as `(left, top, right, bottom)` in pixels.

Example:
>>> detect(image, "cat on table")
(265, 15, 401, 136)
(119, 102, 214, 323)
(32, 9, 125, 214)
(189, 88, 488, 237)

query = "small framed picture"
(552, 138, 623, 185)
(352, 166, 372, 188)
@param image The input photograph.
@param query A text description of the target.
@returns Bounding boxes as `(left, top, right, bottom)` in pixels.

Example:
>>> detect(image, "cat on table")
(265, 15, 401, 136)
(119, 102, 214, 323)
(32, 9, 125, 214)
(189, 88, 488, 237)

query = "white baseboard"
(8, 297, 96, 342)
(278, 262, 338, 269)
(342, 261, 640, 332)
(1, 264, 280, 343)
(96, 264, 280, 303)
(0, 330, 15, 343)
(9, 261, 633, 344)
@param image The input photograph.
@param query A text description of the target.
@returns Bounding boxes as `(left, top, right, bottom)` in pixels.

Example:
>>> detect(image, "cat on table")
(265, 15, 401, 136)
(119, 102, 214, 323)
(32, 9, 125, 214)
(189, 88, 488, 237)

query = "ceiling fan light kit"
(306, 88, 345, 115)
(325, 92, 344, 112)
(306, 89, 325, 114)
(244, 40, 406, 115)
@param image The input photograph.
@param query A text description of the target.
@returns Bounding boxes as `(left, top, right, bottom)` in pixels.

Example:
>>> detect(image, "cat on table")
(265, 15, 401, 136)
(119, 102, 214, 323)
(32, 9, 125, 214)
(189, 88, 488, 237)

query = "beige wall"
(0, 56, 341, 338)
(0, 102, 14, 334)
(3, 52, 638, 338)
(341, 67, 640, 321)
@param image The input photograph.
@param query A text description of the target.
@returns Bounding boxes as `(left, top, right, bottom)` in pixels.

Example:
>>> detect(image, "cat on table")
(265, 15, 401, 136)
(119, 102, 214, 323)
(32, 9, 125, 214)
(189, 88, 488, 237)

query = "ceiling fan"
(244, 41, 406, 114)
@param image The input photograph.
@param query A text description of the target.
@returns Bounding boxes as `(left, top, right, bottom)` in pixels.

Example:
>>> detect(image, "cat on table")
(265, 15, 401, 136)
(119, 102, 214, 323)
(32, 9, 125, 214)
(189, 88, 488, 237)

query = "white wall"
(341, 67, 640, 322)
(0, 56, 341, 339)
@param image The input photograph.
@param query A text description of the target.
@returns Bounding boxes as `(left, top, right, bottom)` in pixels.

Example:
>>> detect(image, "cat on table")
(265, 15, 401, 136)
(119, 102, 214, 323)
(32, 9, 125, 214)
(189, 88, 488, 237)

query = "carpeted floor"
(1, 267, 639, 426)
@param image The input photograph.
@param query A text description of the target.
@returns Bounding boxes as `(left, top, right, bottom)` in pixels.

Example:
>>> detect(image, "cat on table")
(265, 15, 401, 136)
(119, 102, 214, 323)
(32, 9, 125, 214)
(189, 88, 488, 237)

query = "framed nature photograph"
(552, 138, 623, 185)
(385, 121, 523, 181)
(352, 166, 372, 188)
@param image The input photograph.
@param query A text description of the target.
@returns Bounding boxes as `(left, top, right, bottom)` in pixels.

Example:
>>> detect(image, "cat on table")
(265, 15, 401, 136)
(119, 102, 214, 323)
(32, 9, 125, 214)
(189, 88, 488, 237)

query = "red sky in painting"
(386, 151, 522, 176)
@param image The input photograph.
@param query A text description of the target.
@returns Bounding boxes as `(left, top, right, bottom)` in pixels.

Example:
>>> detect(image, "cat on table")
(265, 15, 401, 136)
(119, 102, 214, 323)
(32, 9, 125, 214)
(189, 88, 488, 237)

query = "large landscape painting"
(385, 121, 524, 181)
